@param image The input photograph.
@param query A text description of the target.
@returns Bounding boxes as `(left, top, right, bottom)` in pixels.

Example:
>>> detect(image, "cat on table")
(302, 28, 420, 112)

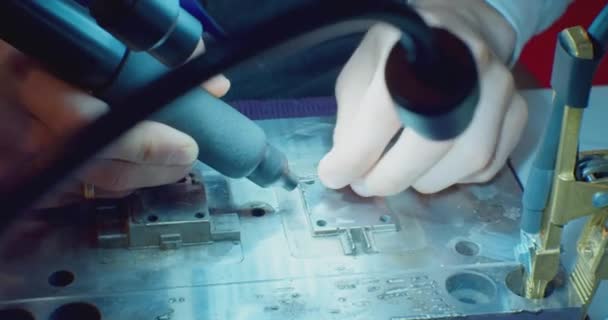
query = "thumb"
(202, 74, 231, 98)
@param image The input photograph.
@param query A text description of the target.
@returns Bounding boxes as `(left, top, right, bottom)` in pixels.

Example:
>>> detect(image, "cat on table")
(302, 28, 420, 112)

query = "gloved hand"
(318, 0, 528, 196)
(0, 41, 230, 207)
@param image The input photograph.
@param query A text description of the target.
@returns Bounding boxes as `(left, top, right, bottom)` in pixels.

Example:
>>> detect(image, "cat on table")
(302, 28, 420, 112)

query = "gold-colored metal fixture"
(524, 27, 608, 317)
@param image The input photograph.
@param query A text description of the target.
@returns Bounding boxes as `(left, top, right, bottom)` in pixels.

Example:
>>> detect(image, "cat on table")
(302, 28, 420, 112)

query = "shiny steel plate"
(0, 117, 582, 320)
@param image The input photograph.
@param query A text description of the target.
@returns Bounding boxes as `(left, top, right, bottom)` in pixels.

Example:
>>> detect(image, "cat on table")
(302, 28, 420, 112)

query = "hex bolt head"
(592, 192, 608, 208)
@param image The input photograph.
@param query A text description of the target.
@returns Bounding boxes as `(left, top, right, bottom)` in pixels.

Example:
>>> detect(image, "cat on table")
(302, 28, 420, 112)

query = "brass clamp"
(570, 209, 608, 311)
(519, 21, 608, 317)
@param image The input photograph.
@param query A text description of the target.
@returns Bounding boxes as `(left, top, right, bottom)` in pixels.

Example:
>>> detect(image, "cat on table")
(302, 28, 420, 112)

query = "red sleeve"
(519, 0, 608, 87)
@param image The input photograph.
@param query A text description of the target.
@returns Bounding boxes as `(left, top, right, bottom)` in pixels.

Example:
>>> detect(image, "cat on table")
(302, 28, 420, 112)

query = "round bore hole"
(446, 272, 496, 305)
(48, 270, 75, 288)
(251, 208, 267, 217)
(455, 240, 480, 256)
(316, 219, 327, 227)
(49, 303, 101, 320)
(379, 215, 391, 223)
(147, 215, 159, 223)
(505, 267, 555, 298)
(194, 212, 205, 219)
(0, 308, 35, 320)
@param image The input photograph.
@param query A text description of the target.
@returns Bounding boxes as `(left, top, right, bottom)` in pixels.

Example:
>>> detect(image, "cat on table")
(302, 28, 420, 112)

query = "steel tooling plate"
(0, 117, 582, 320)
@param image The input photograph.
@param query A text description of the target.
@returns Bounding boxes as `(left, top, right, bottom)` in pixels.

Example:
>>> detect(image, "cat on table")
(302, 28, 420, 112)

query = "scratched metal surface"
(0, 117, 583, 320)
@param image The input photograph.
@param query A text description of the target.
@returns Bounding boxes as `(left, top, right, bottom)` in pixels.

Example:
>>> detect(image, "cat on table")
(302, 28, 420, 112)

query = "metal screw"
(582, 245, 594, 258)
(592, 192, 608, 208)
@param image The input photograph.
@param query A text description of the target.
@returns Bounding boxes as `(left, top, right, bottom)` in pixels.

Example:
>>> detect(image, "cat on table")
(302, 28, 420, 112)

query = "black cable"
(0, 0, 435, 233)
(589, 3, 608, 55)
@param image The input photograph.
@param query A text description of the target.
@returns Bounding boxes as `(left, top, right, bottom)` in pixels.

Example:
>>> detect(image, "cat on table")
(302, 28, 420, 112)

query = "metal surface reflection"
(0, 117, 582, 319)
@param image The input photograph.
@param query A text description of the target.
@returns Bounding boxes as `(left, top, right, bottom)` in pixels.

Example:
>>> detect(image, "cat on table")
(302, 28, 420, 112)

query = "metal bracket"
(300, 177, 399, 256)
(96, 172, 240, 249)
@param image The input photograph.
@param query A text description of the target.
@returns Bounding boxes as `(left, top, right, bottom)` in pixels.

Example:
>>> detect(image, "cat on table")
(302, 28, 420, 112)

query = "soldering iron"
(0, 0, 300, 192)
(0, 0, 479, 230)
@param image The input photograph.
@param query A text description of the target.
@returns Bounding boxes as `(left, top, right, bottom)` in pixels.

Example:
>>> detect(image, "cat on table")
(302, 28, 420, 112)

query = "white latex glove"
(318, 0, 528, 196)
(0, 40, 230, 207)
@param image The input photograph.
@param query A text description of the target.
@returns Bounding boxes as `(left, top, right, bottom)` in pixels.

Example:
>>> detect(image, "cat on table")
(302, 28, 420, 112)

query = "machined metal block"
(0, 117, 585, 320)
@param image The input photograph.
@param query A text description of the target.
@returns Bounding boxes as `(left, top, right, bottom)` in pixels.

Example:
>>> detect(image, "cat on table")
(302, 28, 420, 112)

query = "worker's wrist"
(408, 0, 516, 66)
(476, 1, 517, 65)
(481, 0, 518, 66)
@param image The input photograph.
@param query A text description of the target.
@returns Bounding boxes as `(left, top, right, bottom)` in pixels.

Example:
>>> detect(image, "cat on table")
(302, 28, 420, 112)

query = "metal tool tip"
(280, 170, 300, 191)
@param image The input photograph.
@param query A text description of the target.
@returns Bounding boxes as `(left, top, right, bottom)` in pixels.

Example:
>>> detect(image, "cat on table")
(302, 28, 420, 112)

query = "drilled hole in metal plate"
(379, 215, 391, 223)
(49, 303, 101, 320)
(316, 219, 327, 227)
(455, 240, 480, 256)
(505, 267, 555, 298)
(446, 272, 496, 304)
(0, 308, 35, 320)
(147, 215, 159, 222)
(195, 212, 205, 219)
(48, 270, 75, 287)
(251, 208, 267, 217)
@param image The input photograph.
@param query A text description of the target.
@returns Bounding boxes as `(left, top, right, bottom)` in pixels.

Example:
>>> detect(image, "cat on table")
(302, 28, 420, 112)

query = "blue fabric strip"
(230, 97, 337, 120)
(180, 0, 227, 39)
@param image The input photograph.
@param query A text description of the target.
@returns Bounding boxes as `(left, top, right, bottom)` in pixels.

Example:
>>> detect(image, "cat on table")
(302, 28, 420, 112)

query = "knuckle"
(503, 71, 516, 91)
(512, 95, 529, 119)
(365, 23, 402, 51)
(470, 161, 507, 184)
(369, 178, 403, 196)
(182, 140, 199, 163)
(461, 142, 493, 172)
(132, 125, 156, 163)
(138, 143, 155, 163)
(368, 23, 400, 38)
(472, 173, 493, 184)
(470, 154, 492, 172)
(413, 175, 446, 194)
(100, 163, 131, 192)
(478, 173, 495, 183)
(475, 42, 492, 67)
(107, 172, 130, 192)
(491, 63, 515, 91)
(413, 183, 440, 195)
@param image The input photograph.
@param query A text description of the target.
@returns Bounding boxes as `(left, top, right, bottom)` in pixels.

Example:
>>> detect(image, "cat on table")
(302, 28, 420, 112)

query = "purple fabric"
(230, 96, 337, 120)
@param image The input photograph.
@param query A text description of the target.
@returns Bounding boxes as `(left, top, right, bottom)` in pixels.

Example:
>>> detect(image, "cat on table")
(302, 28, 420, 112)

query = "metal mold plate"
(301, 181, 398, 234)
(0, 117, 583, 319)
